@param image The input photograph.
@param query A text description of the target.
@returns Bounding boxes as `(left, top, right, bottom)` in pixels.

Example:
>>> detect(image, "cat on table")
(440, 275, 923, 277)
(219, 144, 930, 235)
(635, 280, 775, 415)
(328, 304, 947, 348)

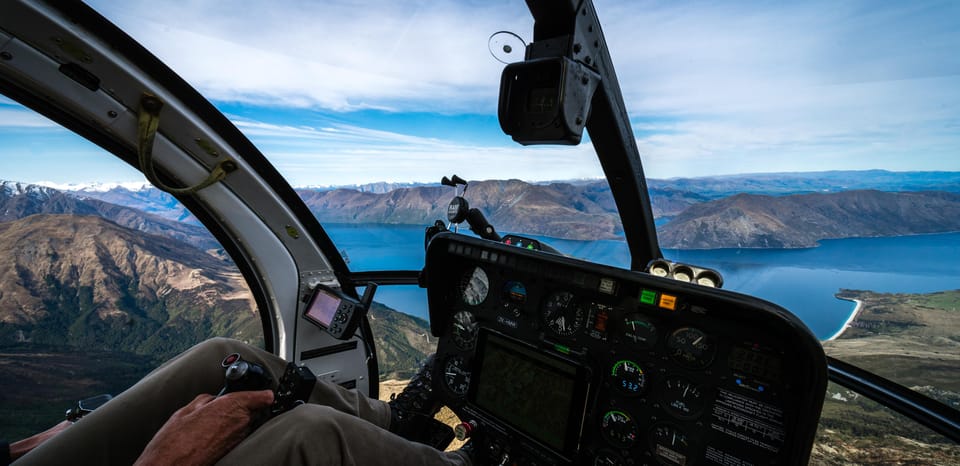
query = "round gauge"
(666, 327, 717, 369)
(460, 267, 489, 306)
(443, 356, 472, 396)
(648, 260, 671, 277)
(451, 311, 478, 350)
(695, 270, 720, 288)
(672, 266, 693, 283)
(611, 360, 647, 396)
(650, 424, 690, 466)
(622, 313, 657, 348)
(600, 410, 638, 449)
(502, 281, 527, 317)
(662, 376, 706, 419)
(542, 291, 585, 337)
(593, 450, 626, 466)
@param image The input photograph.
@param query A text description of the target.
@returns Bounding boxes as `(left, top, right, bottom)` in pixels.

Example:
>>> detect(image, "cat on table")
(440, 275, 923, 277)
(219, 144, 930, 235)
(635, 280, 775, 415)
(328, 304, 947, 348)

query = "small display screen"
(728, 345, 782, 382)
(469, 331, 586, 455)
(305, 287, 341, 327)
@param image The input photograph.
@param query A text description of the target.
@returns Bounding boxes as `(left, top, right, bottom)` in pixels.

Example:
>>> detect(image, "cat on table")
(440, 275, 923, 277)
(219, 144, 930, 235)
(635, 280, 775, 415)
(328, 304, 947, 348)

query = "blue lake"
(326, 224, 960, 341)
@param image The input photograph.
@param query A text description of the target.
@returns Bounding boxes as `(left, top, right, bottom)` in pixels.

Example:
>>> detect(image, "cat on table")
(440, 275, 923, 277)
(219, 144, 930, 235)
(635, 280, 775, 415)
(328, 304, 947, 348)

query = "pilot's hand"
(134, 390, 274, 466)
(9, 420, 72, 460)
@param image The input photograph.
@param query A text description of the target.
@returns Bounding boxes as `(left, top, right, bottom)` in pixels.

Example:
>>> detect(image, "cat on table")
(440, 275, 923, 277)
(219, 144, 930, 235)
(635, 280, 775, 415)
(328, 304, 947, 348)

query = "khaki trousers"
(15, 338, 469, 466)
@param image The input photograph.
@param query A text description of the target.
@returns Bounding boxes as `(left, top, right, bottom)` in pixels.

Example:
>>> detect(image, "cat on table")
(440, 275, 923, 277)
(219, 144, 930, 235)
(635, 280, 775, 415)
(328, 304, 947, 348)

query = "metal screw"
(107, 110, 117, 118)
(0, 51, 11, 61)
(573, 43, 582, 54)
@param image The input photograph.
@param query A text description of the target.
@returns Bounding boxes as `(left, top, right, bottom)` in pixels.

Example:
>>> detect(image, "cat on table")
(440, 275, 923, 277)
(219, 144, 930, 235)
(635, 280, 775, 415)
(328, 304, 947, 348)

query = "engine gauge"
(662, 376, 706, 419)
(443, 355, 472, 397)
(622, 313, 657, 348)
(542, 291, 584, 337)
(611, 360, 647, 396)
(460, 266, 489, 306)
(600, 410, 638, 449)
(666, 327, 717, 369)
(650, 424, 690, 466)
(502, 280, 527, 317)
(451, 311, 478, 350)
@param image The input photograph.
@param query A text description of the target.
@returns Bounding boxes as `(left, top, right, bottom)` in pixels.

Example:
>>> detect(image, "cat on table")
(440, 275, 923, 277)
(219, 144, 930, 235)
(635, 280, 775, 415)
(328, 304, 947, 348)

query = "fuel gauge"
(662, 376, 706, 419)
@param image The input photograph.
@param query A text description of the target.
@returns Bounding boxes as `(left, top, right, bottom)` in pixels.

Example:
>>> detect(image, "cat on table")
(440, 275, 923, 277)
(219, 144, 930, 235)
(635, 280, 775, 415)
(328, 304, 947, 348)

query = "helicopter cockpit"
(0, 0, 957, 465)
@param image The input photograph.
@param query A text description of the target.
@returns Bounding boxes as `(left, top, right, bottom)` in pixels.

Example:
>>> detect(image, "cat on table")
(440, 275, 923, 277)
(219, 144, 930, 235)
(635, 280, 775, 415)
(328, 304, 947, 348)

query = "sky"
(1, 0, 958, 187)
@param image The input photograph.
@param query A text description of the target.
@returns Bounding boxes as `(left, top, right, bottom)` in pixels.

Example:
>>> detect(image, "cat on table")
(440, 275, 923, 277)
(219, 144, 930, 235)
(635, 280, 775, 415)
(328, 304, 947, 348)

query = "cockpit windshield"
(1, 0, 958, 462)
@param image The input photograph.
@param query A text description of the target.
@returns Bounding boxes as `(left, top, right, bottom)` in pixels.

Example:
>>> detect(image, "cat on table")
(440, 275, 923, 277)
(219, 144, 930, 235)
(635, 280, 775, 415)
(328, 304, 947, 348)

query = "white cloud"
(229, 115, 606, 186)
(87, 0, 531, 112)
(7, 0, 957, 182)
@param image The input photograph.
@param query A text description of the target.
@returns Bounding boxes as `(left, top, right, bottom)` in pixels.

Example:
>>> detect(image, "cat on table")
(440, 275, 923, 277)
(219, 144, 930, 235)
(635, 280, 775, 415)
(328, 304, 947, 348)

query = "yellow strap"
(137, 93, 236, 195)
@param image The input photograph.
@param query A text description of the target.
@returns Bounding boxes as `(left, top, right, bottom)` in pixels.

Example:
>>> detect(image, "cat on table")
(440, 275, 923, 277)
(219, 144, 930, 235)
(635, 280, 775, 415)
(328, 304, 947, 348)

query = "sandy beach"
(826, 297, 863, 341)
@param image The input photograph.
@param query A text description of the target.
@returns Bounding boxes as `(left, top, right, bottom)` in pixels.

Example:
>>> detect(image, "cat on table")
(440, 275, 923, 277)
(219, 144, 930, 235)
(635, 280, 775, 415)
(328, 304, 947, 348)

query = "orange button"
(659, 294, 677, 311)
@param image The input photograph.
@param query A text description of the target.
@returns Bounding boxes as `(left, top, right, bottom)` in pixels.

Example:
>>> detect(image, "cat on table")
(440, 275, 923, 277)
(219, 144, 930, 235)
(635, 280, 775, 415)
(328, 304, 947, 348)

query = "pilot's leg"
(14, 337, 249, 465)
(17, 338, 402, 465)
(13, 338, 389, 465)
(217, 404, 470, 466)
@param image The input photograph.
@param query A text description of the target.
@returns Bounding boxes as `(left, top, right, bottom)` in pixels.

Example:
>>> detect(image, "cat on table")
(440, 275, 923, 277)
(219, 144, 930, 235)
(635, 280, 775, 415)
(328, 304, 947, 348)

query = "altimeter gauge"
(542, 291, 584, 337)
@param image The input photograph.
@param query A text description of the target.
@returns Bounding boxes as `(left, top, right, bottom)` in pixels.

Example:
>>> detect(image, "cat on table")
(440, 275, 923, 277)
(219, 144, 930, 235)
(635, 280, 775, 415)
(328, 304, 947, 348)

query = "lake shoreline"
(826, 297, 863, 341)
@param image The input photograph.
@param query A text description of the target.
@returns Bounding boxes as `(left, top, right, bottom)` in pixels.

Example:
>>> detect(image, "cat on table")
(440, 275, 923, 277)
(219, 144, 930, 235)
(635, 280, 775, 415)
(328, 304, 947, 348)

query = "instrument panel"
(425, 233, 827, 466)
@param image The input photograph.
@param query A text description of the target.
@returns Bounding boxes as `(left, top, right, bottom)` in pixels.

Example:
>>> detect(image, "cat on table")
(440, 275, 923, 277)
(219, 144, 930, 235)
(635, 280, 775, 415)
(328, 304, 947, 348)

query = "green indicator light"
(554, 344, 571, 354)
(640, 290, 657, 304)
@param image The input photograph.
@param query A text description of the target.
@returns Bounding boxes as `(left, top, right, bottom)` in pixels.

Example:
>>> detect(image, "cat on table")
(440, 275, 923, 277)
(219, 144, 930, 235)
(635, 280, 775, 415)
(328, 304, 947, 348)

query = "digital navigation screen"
(469, 331, 588, 455)
(304, 286, 341, 328)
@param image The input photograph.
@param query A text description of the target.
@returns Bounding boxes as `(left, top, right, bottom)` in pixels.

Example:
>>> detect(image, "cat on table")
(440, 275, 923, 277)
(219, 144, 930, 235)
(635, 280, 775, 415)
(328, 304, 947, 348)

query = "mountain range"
(1, 181, 216, 250)
(0, 212, 432, 364)
(10, 170, 960, 248)
(0, 213, 259, 359)
(659, 190, 960, 249)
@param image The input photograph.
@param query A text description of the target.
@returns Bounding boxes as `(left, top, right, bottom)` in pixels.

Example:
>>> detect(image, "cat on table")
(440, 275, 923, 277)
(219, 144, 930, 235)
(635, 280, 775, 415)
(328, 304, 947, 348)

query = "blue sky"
(1, 0, 958, 187)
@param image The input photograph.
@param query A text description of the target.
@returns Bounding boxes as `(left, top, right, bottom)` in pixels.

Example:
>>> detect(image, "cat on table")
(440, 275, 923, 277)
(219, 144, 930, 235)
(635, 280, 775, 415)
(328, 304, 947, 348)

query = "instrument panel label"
(709, 388, 785, 453)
